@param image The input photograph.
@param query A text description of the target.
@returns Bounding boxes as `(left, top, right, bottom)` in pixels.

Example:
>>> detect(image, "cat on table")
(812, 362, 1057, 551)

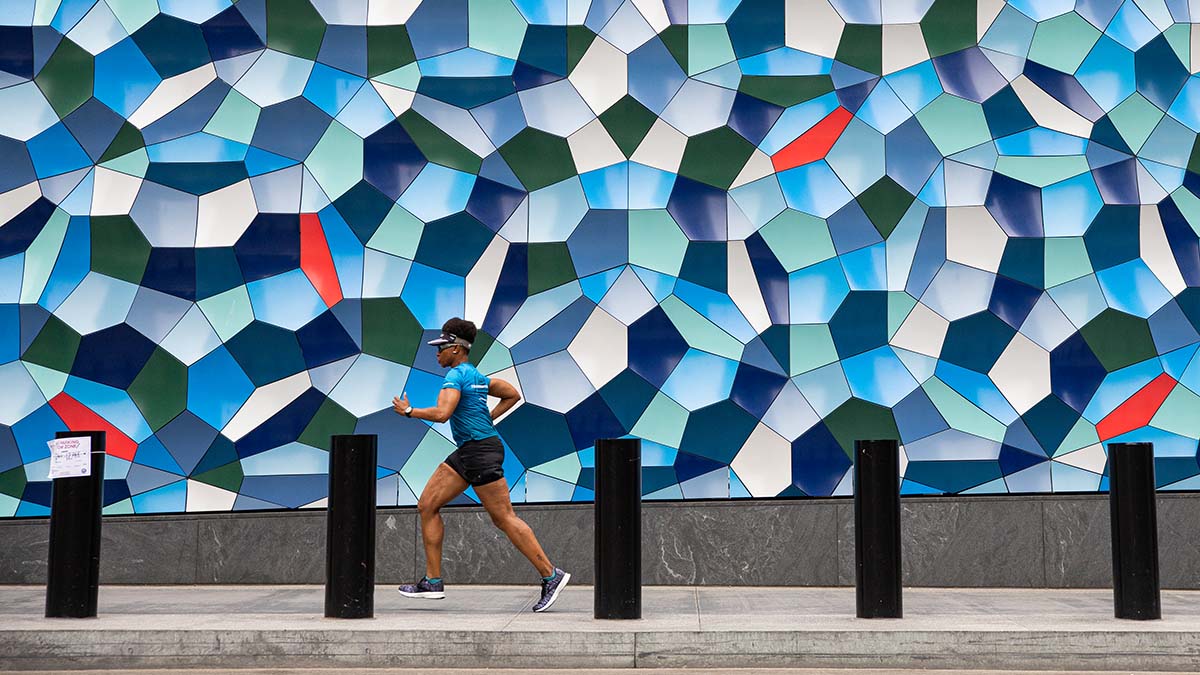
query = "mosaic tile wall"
(2, 0, 1200, 517)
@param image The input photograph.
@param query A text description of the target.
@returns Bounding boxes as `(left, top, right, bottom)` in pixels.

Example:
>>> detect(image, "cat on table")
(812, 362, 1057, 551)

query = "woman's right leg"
(417, 463, 469, 579)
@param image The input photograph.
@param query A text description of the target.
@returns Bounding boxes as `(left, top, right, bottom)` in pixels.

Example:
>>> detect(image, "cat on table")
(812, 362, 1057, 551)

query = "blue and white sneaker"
(398, 577, 445, 599)
(532, 568, 570, 612)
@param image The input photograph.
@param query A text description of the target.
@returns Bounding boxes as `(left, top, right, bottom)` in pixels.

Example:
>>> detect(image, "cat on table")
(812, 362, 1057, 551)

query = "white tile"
(1056, 443, 1107, 473)
(989, 332, 1051, 415)
(222, 370, 312, 441)
(196, 179, 257, 247)
(366, 0, 420, 24)
(0, 181, 42, 225)
(372, 81, 416, 116)
(726, 240, 773, 334)
(129, 63, 217, 129)
(978, 0, 1007, 40)
(569, 36, 628, 116)
(946, 205, 1007, 272)
(464, 234, 508, 326)
(568, 119, 625, 174)
(91, 168, 142, 216)
(630, 118, 687, 173)
(568, 306, 628, 389)
(1140, 203, 1188, 296)
(724, 422, 792, 497)
(786, 0, 844, 58)
(890, 301, 950, 358)
(185, 480, 237, 512)
(1011, 74, 1094, 138)
(883, 22, 930, 75)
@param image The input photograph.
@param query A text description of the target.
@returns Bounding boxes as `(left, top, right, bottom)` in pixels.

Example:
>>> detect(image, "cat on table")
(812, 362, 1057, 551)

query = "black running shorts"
(444, 436, 505, 486)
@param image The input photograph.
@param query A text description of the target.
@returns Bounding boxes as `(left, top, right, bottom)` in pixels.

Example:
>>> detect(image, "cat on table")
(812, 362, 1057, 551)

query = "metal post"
(45, 430, 106, 618)
(594, 437, 641, 620)
(854, 439, 902, 619)
(325, 434, 377, 619)
(1109, 442, 1160, 620)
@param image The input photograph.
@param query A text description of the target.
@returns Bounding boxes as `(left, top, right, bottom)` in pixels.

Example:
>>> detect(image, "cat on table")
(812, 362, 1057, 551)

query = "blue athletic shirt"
(442, 363, 499, 446)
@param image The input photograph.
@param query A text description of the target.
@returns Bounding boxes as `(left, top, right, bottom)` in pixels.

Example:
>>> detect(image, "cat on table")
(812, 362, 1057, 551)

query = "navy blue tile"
(668, 176, 726, 241)
(234, 388, 325, 458)
(141, 247, 198, 301)
(744, 232, 789, 324)
(728, 361, 787, 419)
(1050, 333, 1107, 412)
(72, 324, 159, 389)
(985, 173, 1043, 237)
(565, 391, 627, 450)
(234, 213, 300, 283)
(628, 306, 689, 388)
(363, 119, 426, 201)
(790, 421, 850, 496)
(0, 197, 55, 259)
(296, 310, 360, 369)
(466, 176, 526, 232)
(202, 4, 265, 61)
(728, 91, 784, 145)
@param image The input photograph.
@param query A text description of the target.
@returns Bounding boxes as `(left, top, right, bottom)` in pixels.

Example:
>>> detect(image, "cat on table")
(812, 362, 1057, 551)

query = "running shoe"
(532, 568, 571, 612)
(398, 577, 445, 599)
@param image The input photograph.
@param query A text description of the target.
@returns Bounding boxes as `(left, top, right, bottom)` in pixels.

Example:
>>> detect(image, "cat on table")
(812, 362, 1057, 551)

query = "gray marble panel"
(901, 498, 1044, 587)
(1158, 495, 1200, 589)
(375, 510, 418, 584)
(416, 504, 592, 585)
(1042, 497, 1109, 588)
(101, 518, 199, 584)
(196, 514, 325, 584)
(836, 502, 854, 586)
(641, 502, 839, 585)
(0, 520, 49, 584)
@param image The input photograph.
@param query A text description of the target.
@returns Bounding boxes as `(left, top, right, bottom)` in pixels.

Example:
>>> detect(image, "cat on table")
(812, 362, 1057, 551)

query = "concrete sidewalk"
(2, 585, 1200, 671)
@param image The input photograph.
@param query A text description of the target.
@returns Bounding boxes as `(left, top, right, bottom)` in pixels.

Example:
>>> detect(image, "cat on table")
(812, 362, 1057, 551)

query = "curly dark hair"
(441, 317, 477, 349)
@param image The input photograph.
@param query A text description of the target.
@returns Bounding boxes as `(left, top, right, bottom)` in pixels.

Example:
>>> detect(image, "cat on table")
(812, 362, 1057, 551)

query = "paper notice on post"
(47, 437, 92, 479)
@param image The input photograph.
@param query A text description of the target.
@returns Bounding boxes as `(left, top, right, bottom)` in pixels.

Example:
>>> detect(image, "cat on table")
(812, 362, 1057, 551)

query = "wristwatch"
(403, 406, 413, 417)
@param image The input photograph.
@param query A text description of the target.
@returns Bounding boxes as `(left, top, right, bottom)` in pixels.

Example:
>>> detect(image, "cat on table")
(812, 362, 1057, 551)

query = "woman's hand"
(393, 394, 410, 414)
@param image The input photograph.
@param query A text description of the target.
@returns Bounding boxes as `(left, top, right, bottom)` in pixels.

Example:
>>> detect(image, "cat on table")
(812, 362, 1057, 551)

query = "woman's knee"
(417, 498, 440, 518)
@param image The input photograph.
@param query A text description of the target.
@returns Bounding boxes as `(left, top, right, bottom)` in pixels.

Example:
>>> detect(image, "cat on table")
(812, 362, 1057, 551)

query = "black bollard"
(1109, 442, 1160, 620)
(594, 438, 641, 619)
(45, 431, 106, 618)
(325, 434, 377, 619)
(854, 439, 902, 619)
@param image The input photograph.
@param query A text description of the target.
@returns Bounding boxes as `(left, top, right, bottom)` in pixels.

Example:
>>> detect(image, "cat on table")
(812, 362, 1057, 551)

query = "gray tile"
(375, 510, 418, 585)
(1158, 495, 1200, 589)
(416, 504, 591, 585)
(902, 498, 1044, 587)
(1042, 497, 1110, 588)
(101, 518, 199, 584)
(837, 502, 854, 586)
(641, 502, 839, 585)
(196, 514, 325, 583)
(0, 520, 49, 584)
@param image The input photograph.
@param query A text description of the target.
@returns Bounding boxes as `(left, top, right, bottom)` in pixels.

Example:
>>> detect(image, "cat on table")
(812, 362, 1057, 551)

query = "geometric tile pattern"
(3, 0, 1200, 516)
